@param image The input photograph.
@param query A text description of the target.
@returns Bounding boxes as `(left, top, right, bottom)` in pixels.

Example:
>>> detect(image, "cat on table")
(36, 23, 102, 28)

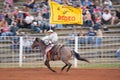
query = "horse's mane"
(35, 38, 46, 45)
(40, 39, 46, 45)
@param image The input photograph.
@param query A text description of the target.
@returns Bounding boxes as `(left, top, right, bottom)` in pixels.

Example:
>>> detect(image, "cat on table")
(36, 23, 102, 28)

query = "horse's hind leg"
(66, 63, 72, 72)
(61, 64, 68, 71)
(44, 60, 56, 72)
(61, 60, 72, 72)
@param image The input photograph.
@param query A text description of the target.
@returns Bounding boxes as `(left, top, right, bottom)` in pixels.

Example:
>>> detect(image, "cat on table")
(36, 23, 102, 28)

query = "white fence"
(0, 36, 120, 68)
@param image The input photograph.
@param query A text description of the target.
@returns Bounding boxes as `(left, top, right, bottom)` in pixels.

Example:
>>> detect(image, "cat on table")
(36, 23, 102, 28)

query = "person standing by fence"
(95, 29, 103, 47)
(85, 27, 96, 44)
(116, 48, 120, 59)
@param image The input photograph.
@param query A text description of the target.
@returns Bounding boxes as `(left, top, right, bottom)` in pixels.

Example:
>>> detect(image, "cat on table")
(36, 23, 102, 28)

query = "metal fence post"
(74, 36, 78, 68)
(19, 37, 23, 67)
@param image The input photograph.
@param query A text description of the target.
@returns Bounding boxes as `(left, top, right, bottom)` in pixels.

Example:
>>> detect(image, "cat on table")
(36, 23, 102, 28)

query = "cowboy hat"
(48, 29, 54, 33)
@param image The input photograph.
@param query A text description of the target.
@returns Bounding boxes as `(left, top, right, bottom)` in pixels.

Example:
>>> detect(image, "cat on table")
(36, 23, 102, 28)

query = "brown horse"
(31, 38, 89, 72)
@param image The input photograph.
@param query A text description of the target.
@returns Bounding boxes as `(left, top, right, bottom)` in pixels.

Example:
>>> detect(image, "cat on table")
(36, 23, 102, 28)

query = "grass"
(0, 62, 120, 69)
(77, 63, 120, 68)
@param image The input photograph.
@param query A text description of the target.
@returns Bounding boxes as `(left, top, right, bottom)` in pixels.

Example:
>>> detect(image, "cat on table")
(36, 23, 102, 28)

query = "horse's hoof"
(52, 70, 56, 73)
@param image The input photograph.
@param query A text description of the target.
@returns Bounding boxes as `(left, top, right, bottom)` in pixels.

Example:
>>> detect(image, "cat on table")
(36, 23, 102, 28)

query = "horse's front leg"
(44, 60, 56, 72)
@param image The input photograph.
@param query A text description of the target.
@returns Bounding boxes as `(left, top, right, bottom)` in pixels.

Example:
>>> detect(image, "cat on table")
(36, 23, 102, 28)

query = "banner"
(49, 1, 83, 24)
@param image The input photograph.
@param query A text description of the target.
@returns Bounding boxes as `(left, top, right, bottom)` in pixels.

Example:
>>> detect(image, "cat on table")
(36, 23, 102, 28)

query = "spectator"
(16, 11, 25, 28)
(10, 36, 19, 52)
(103, 0, 113, 9)
(82, 0, 91, 7)
(94, 0, 101, 6)
(86, 27, 96, 44)
(12, 7, 19, 18)
(111, 7, 120, 25)
(1, 20, 13, 36)
(37, 12, 43, 21)
(0, 29, 4, 36)
(36, 5, 42, 13)
(36, 12, 43, 30)
(67, 29, 77, 44)
(83, 9, 93, 27)
(22, 6, 29, 12)
(45, 9, 50, 19)
(81, 5, 87, 12)
(93, 5, 102, 17)
(32, 1, 40, 12)
(116, 48, 120, 59)
(0, 11, 5, 21)
(5, 13, 12, 25)
(78, 29, 86, 44)
(10, 14, 16, 24)
(16, 11, 24, 20)
(30, 18, 41, 33)
(10, 21, 19, 36)
(0, 18, 6, 29)
(24, 13, 34, 28)
(24, 0, 35, 9)
(101, 9, 112, 25)
(23, 35, 32, 58)
(40, 18, 50, 33)
(41, 0, 48, 6)
(88, 1, 96, 14)
(4, 0, 14, 7)
(95, 29, 103, 47)
(3, 3, 11, 12)
(93, 13, 101, 31)
(42, 5, 49, 19)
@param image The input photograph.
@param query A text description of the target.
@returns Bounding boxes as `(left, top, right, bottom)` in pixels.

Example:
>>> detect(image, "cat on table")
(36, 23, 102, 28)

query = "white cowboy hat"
(48, 29, 54, 33)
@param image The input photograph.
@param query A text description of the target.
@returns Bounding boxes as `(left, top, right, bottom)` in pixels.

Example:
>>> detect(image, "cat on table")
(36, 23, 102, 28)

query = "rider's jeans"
(44, 44, 54, 61)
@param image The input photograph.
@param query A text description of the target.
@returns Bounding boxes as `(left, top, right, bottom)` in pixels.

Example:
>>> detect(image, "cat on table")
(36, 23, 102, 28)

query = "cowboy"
(42, 29, 58, 61)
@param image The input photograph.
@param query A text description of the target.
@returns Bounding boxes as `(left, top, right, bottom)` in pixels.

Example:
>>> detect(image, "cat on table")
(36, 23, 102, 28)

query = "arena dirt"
(0, 68, 120, 80)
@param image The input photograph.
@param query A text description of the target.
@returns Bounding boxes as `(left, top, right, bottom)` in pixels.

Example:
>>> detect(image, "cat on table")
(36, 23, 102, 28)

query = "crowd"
(0, 0, 51, 37)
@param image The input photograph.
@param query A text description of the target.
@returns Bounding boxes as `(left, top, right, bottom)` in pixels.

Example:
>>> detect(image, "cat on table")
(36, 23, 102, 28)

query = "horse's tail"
(72, 50, 90, 63)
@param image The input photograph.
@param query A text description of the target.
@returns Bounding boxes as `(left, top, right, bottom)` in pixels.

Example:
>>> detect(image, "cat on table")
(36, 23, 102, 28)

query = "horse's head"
(31, 38, 40, 49)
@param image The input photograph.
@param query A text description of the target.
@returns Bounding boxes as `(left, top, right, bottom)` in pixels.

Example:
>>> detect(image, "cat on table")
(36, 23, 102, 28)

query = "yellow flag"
(49, 1, 83, 24)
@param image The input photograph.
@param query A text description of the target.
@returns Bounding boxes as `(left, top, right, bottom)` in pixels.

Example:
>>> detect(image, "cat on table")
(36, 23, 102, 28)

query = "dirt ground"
(0, 68, 120, 80)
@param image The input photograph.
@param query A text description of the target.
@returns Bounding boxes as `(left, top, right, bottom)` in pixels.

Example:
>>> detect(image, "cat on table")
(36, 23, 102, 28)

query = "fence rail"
(0, 36, 120, 68)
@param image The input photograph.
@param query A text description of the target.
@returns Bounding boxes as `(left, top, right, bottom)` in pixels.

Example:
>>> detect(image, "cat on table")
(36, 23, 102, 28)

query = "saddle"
(47, 44, 64, 61)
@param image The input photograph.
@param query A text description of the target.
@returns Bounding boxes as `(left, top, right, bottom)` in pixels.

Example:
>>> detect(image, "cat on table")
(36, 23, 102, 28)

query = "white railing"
(0, 36, 120, 68)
